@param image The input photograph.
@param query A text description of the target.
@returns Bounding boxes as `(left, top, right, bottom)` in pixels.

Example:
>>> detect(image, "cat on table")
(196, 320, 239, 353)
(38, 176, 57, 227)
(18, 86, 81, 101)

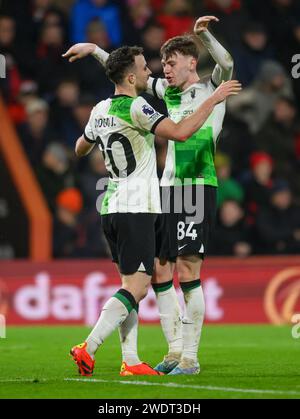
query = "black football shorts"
(156, 185, 217, 261)
(101, 213, 158, 275)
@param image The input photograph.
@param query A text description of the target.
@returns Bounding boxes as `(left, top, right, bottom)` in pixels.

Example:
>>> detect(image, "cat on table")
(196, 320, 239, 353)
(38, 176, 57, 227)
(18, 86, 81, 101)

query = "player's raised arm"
(63, 43, 169, 100)
(194, 16, 233, 85)
(154, 80, 241, 141)
(62, 42, 109, 66)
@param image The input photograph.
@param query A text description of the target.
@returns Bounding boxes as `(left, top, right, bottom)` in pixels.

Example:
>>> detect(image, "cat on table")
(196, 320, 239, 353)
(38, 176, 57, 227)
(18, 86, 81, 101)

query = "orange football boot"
(120, 361, 164, 376)
(70, 342, 95, 377)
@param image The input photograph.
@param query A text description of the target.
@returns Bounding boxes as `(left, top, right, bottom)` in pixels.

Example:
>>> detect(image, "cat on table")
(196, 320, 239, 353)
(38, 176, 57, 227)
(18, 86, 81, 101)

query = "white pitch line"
(64, 378, 300, 396)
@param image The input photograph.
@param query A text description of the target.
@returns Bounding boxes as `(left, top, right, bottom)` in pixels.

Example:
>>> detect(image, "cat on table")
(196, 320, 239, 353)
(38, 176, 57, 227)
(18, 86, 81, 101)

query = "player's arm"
(63, 43, 169, 100)
(75, 135, 95, 157)
(194, 16, 233, 85)
(155, 80, 241, 141)
(63, 42, 109, 65)
(63, 43, 167, 100)
(146, 77, 168, 99)
(75, 107, 96, 157)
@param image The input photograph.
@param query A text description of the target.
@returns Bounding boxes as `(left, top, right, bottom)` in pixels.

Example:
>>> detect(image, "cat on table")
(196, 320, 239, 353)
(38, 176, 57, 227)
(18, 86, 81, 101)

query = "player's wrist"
(91, 45, 102, 56)
(207, 95, 218, 107)
(195, 28, 206, 37)
(197, 30, 211, 42)
(92, 45, 109, 64)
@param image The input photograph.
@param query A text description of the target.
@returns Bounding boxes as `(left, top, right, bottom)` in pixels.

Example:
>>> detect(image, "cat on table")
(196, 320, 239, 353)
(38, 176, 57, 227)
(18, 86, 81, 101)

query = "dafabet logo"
(264, 267, 300, 325)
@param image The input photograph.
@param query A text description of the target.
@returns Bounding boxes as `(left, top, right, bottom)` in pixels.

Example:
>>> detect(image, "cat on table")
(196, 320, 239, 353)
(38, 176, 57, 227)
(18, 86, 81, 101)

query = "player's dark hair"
(105, 46, 144, 84)
(160, 35, 199, 61)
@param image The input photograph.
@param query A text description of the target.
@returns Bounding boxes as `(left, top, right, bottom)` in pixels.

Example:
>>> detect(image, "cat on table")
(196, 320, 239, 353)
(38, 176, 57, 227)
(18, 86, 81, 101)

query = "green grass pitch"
(0, 325, 300, 399)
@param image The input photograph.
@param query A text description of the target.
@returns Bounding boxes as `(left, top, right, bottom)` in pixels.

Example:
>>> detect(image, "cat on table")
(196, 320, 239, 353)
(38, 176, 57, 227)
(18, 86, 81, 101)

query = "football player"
(66, 43, 240, 376)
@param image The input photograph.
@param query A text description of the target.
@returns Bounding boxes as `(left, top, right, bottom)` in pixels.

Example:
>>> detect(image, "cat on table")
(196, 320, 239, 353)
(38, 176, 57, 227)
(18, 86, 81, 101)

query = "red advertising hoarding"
(0, 256, 300, 325)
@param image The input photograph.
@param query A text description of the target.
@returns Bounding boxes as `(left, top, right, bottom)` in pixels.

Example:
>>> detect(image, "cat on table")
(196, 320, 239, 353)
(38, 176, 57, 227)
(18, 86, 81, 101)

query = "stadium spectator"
(196, 0, 250, 47)
(256, 180, 300, 254)
(77, 150, 111, 257)
(121, 0, 153, 45)
(228, 60, 294, 134)
(18, 98, 58, 166)
(50, 78, 80, 142)
(141, 22, 165, 77)
(71, 0, 122, 46)
(35, 21, 70, 96)
(76, 210, 111, 257)
(53, 187, 84, 258)
(218, 114, 255, 177)
(209, 199, 253, 257)
(69, 94, 95, 148)
(0, 1, 67, 59)
(71, 19, 113, 98)
(157, 0, 194, 40)
(241, 151, 274, 223)
(0, 15, 22, 102)
(79, 149, 107, 209)
(275, 1, 300, 68)
(29, 0, 63, 39)
(36, 142, 77, 212)
(42, 7, 68, 32)
(150, 0, 164, 11)
(254, 97, 300, 195)
(7, 80, 39, 125)
(85, 18, 110, 47)
(214, 152, 244, 207)
(247, 0, 300, 57)
(231, 21, 274, 87)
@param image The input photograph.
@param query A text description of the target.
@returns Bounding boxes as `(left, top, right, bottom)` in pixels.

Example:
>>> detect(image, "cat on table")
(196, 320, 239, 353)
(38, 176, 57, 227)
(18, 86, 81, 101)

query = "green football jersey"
(84, 94, 166, 214)
(148, 77, 226, 187)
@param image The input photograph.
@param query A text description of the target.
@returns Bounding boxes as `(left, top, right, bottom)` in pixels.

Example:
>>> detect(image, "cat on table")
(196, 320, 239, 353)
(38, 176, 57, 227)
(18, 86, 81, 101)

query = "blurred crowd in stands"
(0, 0, 300, 258)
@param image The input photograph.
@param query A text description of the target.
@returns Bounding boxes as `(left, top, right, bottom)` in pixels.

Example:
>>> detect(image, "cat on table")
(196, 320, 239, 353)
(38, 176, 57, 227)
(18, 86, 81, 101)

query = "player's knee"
(177, 256, 202, 282)
(153, 259, 173, 283)
(177, 262, 197, 282)
(177, 271, 193, 282)
(152, 271, 170, 283)
(136, 283, 149, 302)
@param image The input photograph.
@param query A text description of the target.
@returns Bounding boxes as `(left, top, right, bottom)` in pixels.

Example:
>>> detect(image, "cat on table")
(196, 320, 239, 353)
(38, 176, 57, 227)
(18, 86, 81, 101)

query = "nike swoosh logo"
(178, 244, 188, 251)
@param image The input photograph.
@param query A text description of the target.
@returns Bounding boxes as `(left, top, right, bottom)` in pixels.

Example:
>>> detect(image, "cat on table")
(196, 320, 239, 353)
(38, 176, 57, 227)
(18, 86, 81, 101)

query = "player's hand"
(194, 16, 219, 35)
(62, 43, 97, 62)
(212, 80, 242, 104)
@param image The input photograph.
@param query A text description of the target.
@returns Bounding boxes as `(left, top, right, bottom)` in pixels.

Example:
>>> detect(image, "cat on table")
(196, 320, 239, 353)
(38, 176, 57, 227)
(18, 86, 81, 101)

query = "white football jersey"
(147, 77, 226, 187)
(84, 94, 166, 214)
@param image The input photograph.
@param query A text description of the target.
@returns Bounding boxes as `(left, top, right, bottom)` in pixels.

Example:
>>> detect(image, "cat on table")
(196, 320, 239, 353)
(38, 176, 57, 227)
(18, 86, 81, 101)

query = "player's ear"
(128, 73, 136, 85)
(190, 57, 197, 71)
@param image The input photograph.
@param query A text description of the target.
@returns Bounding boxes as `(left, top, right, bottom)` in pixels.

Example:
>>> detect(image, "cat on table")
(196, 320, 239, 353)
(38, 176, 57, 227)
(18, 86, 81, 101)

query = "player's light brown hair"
(160, 35, 200, 61)
(106, 46, 144, 85)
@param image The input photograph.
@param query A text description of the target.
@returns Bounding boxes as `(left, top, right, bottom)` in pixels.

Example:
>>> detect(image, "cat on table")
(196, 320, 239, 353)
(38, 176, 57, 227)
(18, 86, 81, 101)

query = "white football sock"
(86, 296, 129, 358)
(119, 308, 141, 366)
(154, 282, 183, 357)
(181, 283, 205, 364)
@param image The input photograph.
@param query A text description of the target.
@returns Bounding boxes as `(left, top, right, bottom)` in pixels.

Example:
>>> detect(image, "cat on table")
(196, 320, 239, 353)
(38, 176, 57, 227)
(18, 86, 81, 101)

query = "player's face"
(134, 55, 152, 94)
(161, 52, 196, 89)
